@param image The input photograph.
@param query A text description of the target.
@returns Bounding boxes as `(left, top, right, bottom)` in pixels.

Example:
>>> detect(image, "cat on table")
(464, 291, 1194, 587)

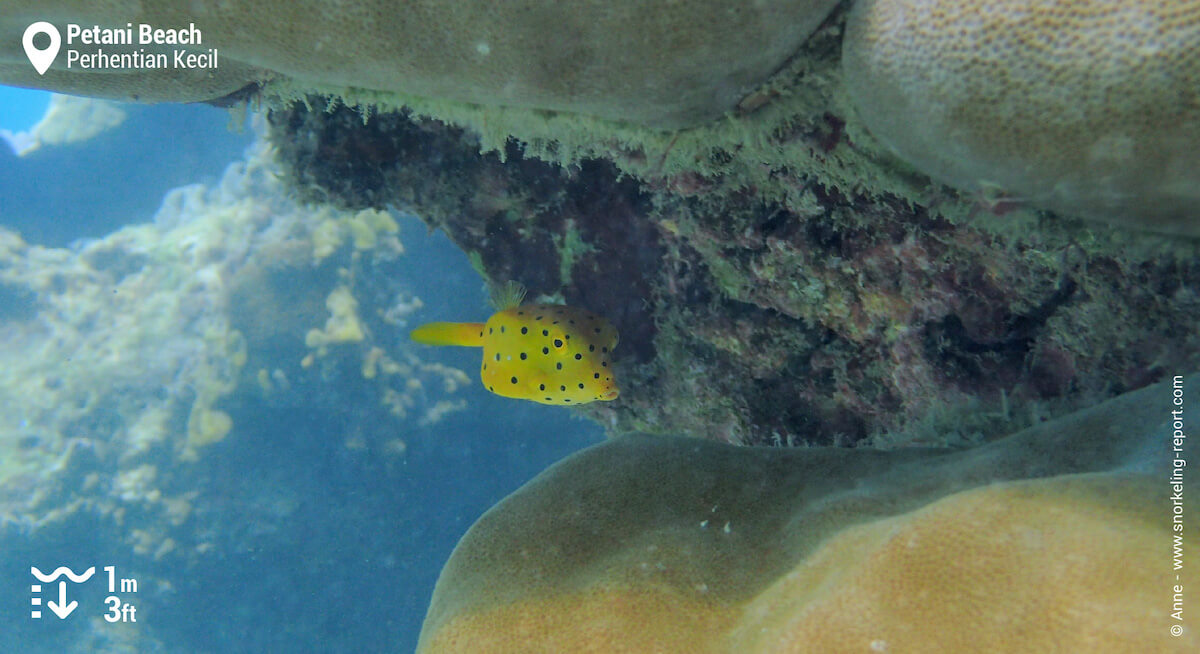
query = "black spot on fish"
(495, 353, 500, 361)
(578, 383, 584, 389)
(520, 352, 527, 360)
(556, 362, 563, 370)
(542, 329, 549, 336)
(500, 326, 506, 333)
(574, 353, 582, 360)
(602, 361, 608, 367)
(554, 339, 563, 348)
(489, 327, 493, 334)
(560, 385, 566, 391)
(594, 373, 599, 379)
(511, 376, 518, 384)
(542, 346, 550, 355)
(589, 345, 595, 352)
(521, 327, 528, 334)
(539, 383, 545, 391)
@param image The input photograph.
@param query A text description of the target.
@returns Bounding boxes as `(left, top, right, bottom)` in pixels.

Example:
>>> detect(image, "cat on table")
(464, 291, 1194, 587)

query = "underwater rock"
(13, 3, 1192, 450)
(418, 375, 1196, 652)
(7, 2, 1198, 237)
(272, 103, 1200, 448)
(843, 0, 1200, 235)
(0, 0, 841, 128)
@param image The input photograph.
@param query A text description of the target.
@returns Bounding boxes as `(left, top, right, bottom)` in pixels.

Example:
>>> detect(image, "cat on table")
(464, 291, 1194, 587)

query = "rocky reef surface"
(270, 102, 1200, 449)
(4, 1, 1199, 444)
(4, 1, 1197, 232)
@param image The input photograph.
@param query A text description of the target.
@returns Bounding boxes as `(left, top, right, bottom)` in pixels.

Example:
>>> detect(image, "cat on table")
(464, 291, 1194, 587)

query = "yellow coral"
(729, 475, 1169, 652)
(361, 346, 385, 379)
(421, 475, 1178, 653)
(113, 465, 159, 503)
(843, 0, 1200, 233)
(347, 209, 400, 251)
(305, 286, 366, 348)
(186, 406, 233, 450)
(418, 376, 1196, 652)
(311, 217, 343, 262)
(256, 368, 273, 392)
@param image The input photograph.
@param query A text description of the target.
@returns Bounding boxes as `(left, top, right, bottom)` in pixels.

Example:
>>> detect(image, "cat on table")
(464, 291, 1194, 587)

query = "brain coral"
(843, 0, 1200, 235)
(0, 0, 840, 128)
(418, 375, 1195, 652)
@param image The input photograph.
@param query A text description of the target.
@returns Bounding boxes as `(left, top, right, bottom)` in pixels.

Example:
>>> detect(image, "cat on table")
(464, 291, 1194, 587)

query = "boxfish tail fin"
(410, 322, 486, 347)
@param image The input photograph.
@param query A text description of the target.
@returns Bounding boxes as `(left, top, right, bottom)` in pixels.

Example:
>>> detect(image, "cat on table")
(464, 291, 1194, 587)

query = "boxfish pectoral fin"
(410, 322, 487, 347)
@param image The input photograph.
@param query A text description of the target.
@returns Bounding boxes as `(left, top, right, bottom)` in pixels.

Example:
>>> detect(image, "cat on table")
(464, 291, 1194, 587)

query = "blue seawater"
(0, 93, 603, 653)
(0, 86, 50, 134)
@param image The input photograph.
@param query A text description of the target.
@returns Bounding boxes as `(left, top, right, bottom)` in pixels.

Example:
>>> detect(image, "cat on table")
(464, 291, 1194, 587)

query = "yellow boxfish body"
(411, 303, 619, 405)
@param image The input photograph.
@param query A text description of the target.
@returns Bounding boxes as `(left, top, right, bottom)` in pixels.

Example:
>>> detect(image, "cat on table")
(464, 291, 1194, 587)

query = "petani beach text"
(55, 22, 218, 71)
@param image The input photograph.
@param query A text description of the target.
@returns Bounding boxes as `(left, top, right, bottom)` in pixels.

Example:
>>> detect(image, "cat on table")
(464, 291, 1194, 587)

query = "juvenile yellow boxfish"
(410, 284, 619, 405)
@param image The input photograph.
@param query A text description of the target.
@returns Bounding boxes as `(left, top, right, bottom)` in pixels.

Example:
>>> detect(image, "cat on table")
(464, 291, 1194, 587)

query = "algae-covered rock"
(419, 375, 1196, 652)
(0, 0, 840, 128)
(843, 0, 1200, 235)
(274, 103, 1200, 449)
(11, 0, 1197, 451)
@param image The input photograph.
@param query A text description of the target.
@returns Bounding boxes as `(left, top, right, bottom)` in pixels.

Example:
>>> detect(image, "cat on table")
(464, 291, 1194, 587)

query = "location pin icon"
(23, 22, 61, 76)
